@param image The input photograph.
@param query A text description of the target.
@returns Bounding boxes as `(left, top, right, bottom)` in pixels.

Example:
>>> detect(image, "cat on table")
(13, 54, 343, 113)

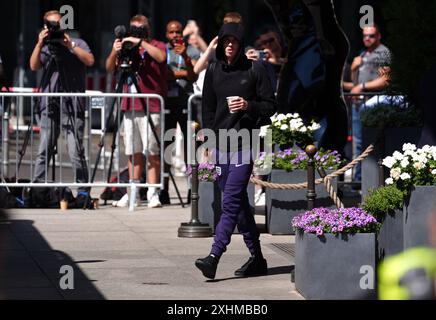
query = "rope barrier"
(250, 143, 375, 208)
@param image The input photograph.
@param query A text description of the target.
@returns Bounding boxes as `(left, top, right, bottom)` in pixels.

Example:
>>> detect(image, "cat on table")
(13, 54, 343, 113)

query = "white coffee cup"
(226, 96, 240, 114)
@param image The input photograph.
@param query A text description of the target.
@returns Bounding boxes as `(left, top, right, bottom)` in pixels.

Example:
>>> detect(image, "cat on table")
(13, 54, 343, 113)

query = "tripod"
(87, 63, 185, 208)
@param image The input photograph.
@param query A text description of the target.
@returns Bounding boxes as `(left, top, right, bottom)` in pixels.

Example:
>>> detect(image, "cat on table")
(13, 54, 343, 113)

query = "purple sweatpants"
(210, 150, 261, 258)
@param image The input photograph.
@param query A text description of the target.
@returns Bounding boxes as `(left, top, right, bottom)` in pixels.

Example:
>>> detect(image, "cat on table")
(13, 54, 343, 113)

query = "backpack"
(0, 187, 20, 208)
(22, 186, 75, 209)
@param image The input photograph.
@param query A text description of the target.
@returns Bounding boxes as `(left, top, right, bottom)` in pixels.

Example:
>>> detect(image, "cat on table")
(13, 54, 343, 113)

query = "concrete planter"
(295, 231, 377, 300)
(404, 186, 436, 249)
(198, 181, 255, 234)
(266, 169, 335, 235)
(377, 209, 404, 259)
(361, 127, 421, 198)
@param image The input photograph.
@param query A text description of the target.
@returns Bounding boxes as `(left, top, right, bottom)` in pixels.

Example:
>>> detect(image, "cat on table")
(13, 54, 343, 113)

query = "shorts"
(123, 111, 160, 156)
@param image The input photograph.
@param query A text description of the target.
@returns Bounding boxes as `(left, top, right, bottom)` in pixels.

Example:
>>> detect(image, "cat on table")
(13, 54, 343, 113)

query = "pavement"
(0, 178, 302, 300)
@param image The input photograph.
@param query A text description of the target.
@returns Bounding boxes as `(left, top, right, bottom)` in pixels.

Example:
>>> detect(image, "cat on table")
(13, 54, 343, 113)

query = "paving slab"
(1, 192, 301, 300)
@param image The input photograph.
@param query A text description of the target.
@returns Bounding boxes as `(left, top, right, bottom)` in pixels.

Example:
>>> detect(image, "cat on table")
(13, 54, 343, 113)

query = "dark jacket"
(201, 23, 277, 150)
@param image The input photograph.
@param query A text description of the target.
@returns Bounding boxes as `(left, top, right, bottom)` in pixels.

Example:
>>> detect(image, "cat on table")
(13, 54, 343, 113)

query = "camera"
(130, 25, 148, 39)
(114, 25, 146, 70)
(44, 20, 65, 47)
(257, 50, 268, 61)
(119, 41, 137, 69)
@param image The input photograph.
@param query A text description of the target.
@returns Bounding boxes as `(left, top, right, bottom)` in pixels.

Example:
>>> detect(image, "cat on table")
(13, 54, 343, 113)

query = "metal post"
(306, 145, 317, 210)
(84, 107, 90, 165)
(178, 121, 212, 238)
(2, 110, 9, 177)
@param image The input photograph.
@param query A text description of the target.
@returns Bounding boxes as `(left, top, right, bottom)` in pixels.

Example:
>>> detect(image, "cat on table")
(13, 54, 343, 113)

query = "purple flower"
(292, 207, 378, 235)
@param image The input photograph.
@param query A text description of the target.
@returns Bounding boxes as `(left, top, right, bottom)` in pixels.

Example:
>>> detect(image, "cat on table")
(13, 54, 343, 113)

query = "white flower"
(270, 114, 277, 123)
(259, 125, 269, 137)
(300, 127, 307, 133)
(286, 113, 293, 118)
(404, 149, 415, 157)
(432, 169, 436, 175)
(421, 145, 432, 153)
(309, 123, 321, 131)
(412, 153, 428, 164)
(290, 119, 303, 131)
(400, 158, 409, 168)
(277, 114, 286, 122)
(382, 156, 396, 169)
(413, 162, 425, 170)
(400, 173, 411, 180)
(390, 168, 402, 180)
(292, 113, 300, 119)
(393, 151, 404, 161)
(280, 124, 289, 131)
(385, 178, 394, 185)
(402, 143, 417, 152)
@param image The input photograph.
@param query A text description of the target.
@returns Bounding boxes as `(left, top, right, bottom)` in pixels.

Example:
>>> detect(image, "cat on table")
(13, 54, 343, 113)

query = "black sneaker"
(234, 256, 267, 277)
(159, 189, 171, 205)
(195, 255, 218, 279)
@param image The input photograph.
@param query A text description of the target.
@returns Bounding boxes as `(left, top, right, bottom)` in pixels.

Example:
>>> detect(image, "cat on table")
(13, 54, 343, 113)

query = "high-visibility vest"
(378, 247, 436, 300)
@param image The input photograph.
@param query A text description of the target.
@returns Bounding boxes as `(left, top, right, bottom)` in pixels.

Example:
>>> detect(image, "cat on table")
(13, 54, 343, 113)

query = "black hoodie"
(202, 23, 277, 149)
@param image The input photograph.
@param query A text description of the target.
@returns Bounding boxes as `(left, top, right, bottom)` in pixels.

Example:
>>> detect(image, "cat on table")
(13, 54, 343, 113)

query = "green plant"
(360, 103, 422, 128)
(362, 186, 404, 222)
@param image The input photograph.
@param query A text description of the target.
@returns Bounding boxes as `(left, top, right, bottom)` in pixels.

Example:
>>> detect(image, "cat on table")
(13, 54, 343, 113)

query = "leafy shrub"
(360, 103, 422, 128)
(362, 186, 404, 222)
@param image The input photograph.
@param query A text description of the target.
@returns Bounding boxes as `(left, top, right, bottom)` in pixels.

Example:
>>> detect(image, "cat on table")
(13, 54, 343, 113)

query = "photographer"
(29, 10, 94, 206)
(159, 20, 200, 204)
(246, 29, 284, 93)
(105, 14, 167, 208)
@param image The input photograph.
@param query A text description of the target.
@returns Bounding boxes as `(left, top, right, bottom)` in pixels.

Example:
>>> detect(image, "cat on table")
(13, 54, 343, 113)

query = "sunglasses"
(363, 34, 377, 39)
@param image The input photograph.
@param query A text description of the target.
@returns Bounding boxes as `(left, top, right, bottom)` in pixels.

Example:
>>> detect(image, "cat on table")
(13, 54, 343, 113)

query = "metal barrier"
(343, 92, 407, 107)
(0, 92, 165, 211)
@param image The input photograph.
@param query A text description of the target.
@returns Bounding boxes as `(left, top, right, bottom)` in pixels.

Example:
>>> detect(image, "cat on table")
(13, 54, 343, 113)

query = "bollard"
(178, 121, 212, 238)
(306, 144, 317, 211)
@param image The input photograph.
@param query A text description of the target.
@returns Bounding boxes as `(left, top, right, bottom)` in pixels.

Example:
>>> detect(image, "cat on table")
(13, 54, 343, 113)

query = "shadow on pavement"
(0, 209, 105, 300)
(206, 265, 294, 283)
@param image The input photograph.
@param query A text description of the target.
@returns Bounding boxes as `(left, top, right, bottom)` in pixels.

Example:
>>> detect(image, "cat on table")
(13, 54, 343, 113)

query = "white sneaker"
(148, 193, 162, 208)
(112, 193, 129, 207)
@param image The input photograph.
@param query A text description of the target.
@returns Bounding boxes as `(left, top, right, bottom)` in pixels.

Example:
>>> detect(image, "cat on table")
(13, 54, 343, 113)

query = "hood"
(216, 22, 247, 67)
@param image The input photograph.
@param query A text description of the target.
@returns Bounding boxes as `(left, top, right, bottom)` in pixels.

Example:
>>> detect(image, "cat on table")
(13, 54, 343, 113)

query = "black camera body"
(44, 20, 65, 47)
(119, 41, 137, 69)
(114, 25, 148, 70)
